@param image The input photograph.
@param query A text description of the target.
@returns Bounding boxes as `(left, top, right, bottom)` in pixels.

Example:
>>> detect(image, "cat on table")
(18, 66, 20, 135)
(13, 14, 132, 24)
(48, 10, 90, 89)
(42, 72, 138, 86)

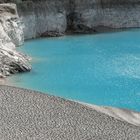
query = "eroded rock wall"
(71, 0, 140, 32)
(8, 0, 140, 39)
(16, 0, 68, 39)
(1, 1, 140, 39)
(0, 3, 31, 77)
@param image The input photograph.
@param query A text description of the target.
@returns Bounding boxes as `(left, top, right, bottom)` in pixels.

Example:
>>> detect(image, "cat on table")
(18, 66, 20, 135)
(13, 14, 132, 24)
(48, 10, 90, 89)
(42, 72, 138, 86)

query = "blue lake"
(8, 30, 140, 111)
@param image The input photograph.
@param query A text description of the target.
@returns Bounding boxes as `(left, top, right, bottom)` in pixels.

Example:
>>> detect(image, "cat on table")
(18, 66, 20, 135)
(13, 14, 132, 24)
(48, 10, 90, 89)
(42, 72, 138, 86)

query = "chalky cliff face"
(12, 0, 140, 39)
(0, 3, 31, 77)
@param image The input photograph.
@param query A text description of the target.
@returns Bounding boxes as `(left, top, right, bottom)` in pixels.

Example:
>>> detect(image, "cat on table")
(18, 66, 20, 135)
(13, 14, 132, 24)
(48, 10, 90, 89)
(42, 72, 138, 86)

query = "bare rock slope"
(0, 3, 31, 77)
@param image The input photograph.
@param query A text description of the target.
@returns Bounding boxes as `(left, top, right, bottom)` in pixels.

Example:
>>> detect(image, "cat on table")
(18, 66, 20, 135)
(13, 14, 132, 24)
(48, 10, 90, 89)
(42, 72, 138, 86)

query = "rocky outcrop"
(0, 3, 31, 77)
(1, 0, 139, 39)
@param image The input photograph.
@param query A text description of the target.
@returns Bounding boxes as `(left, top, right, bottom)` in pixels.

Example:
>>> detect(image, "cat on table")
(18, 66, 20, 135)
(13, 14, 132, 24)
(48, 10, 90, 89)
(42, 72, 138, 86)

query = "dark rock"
(41, 31, 64, 37)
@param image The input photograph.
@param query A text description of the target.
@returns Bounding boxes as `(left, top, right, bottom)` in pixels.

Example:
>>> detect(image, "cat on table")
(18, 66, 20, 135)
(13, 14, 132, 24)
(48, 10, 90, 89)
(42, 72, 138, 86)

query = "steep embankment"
(6, 0, 140, 39)
(0, 3, 31, 77)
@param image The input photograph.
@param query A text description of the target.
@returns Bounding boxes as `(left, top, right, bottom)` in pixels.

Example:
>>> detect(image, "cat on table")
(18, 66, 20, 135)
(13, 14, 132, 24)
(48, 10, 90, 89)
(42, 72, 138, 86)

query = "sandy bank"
(0, 85, 140, 140)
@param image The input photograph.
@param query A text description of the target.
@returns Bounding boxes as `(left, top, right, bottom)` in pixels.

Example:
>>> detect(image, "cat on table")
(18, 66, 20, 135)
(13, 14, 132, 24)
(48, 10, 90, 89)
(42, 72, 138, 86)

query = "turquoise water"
(9, 30, 140, 111)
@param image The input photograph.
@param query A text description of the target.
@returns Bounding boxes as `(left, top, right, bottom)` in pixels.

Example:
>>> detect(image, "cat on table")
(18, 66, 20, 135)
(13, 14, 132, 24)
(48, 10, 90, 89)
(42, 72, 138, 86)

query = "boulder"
(0, 3, 31, 77)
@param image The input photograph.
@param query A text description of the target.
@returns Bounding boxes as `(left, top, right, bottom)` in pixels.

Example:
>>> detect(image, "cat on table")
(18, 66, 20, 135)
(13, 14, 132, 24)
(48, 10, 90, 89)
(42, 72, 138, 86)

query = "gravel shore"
(0, 85, 140, 140)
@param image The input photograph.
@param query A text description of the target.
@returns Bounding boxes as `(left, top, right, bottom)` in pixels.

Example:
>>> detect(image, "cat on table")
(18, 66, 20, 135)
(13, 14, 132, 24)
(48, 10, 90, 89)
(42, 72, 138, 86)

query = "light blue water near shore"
(9, 30, 140, 111)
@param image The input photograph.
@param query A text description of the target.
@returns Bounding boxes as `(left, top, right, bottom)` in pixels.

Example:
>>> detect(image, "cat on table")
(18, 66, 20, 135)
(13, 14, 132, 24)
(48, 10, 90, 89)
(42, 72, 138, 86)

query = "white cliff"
(0, 3, 31, 77)
(8, 0, 140, 39)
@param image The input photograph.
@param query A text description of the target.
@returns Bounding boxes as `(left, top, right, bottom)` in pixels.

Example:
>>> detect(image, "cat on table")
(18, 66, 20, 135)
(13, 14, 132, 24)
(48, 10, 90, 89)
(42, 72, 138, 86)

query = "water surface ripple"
(9, 29, 140, 111)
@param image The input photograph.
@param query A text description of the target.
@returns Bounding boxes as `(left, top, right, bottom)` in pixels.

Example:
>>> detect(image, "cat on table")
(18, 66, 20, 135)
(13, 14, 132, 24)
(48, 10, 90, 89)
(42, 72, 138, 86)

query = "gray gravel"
(0, 85, 140, 140)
